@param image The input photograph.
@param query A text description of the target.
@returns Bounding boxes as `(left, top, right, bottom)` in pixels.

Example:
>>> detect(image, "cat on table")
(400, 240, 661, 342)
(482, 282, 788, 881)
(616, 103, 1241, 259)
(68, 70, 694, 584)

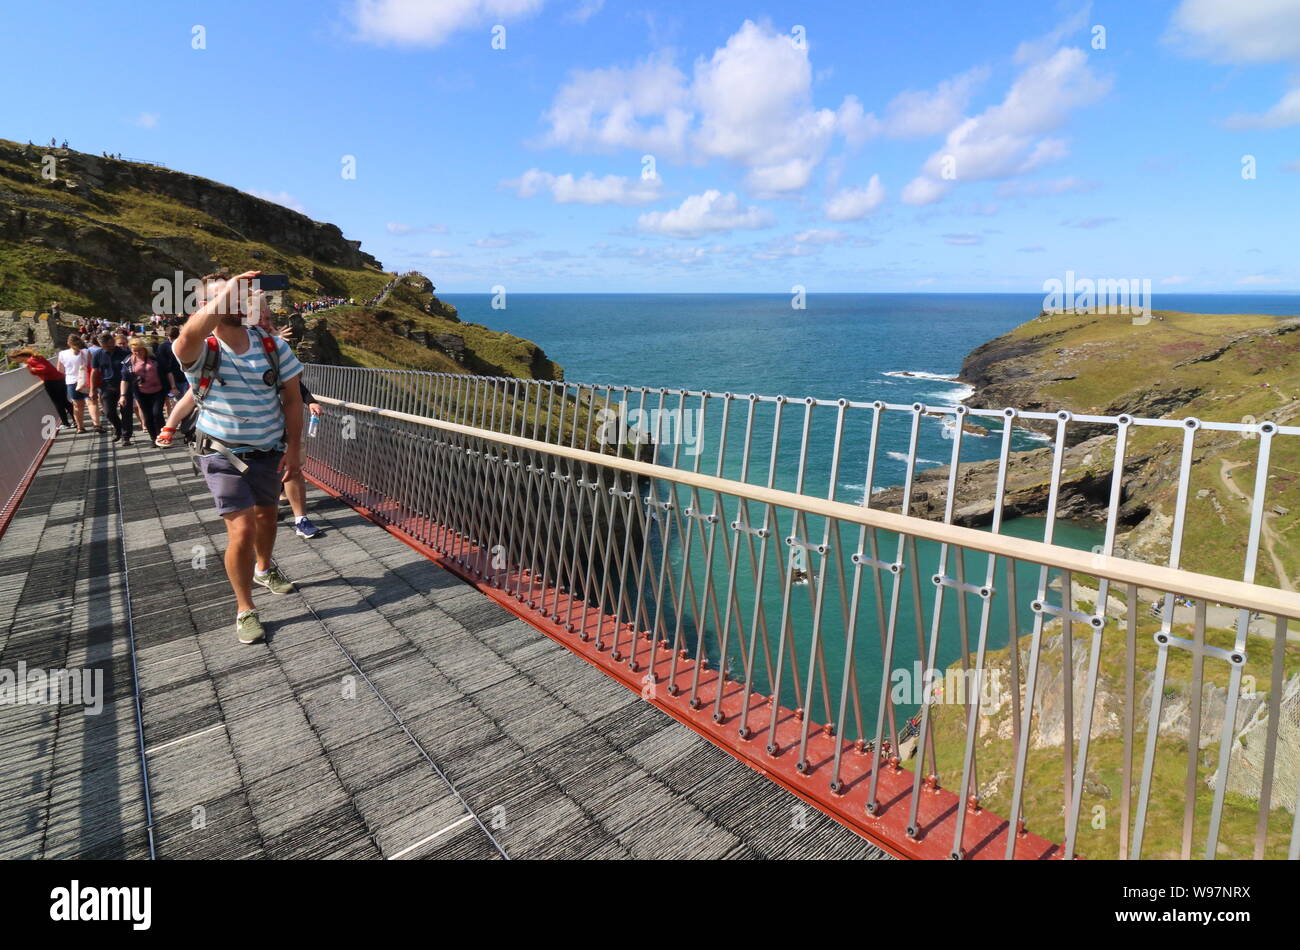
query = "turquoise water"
(442, 292, 1300, 716)
(447, 291, 1300, 495)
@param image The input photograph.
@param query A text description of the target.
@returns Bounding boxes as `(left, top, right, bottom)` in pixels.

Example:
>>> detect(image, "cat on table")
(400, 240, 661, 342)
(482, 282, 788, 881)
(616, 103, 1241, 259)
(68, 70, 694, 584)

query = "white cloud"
(428, 249, 458, 258)
(749, 228, 870, 261)
(1168, 1, 1300, 130)
(996, 175, 1097, 197)
(824, 175, 886, 221)
(247, 189, 307, 214)
(1062, 216, 1117, 228)
(387, 222, 448, 235)
(637, 189, 773, 237)
(943, 233, 982, 245)
(1160, 275, 1190, 285)
(862, 67, 990, 140)
(473, 230, 537, 248)
(1167, 0, 1300, 63)
(134, 112, 160, 129)
(539, 52, 693, 158)
(690, 20, 845, 193)
(539, 20, 866, 194)
(566, 0, 602, 23)
(598, 242, 739, 266)
(507, 168, 662, 204)
(1237, 273, 1293, 285)
(791, 228, 848, 245)
(1226, 86, 1300, 130)
(901, 42, 1109, 205)
(351, 0, 544, 46)
(900, 176, 949, 206)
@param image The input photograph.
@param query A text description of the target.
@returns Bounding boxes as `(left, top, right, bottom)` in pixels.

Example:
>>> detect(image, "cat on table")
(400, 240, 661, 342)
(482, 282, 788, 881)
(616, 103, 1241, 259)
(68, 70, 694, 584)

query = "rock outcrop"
(879, 308, 1300, 583)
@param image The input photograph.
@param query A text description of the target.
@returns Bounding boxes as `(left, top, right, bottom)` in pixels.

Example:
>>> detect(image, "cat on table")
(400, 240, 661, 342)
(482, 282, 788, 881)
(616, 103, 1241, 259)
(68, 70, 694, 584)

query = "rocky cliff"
(0, 138, 561, 381)
(0, 139, 379, 312)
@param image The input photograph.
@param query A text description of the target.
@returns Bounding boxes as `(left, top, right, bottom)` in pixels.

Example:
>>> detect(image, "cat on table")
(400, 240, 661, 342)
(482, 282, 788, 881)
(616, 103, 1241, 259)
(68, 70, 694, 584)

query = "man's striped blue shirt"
(183, 329, 302, 450)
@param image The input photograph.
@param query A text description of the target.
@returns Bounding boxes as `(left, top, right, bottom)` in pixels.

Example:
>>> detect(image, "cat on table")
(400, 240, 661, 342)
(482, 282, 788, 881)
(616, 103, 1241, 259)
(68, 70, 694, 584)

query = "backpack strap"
(252, 327, 283, 391)
(191, 336, 222, 411)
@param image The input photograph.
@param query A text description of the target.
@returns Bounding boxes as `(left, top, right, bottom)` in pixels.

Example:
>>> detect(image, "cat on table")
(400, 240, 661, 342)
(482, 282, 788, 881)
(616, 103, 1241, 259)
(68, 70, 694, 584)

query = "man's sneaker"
(294, 516, 321, 539)
(235, 609, 265, 644)
(253, 563, 295, 595)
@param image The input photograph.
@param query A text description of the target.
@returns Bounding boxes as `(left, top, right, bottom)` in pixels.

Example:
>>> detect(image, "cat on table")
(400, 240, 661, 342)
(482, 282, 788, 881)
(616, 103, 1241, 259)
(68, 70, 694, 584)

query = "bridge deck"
(0, 434, 886, 860)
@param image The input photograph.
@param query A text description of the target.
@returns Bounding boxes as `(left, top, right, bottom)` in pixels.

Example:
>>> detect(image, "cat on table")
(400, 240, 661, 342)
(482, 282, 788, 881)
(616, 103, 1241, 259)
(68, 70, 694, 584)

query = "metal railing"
(0, 369, 55, 537)
(301, 364, 1300, 860)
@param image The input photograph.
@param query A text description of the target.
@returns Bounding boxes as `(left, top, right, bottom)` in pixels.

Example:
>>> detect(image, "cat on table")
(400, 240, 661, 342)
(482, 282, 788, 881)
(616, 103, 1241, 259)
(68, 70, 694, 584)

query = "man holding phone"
(175, 270, 304, 645)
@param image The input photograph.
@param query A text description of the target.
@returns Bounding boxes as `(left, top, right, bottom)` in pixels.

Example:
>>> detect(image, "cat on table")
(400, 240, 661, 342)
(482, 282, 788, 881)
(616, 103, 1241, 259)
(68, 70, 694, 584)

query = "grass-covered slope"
(957, 309, 1300, 586)
(0, 138, 560, 381)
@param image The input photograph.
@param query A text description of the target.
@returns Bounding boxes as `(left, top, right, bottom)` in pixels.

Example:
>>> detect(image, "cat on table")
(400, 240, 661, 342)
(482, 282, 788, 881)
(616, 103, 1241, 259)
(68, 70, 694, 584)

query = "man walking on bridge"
(175, 270, 305, 644)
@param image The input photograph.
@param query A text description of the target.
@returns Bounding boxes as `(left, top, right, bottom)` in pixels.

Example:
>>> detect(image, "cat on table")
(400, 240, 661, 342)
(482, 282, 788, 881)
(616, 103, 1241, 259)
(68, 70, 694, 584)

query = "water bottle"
(308, 413, 319, 438)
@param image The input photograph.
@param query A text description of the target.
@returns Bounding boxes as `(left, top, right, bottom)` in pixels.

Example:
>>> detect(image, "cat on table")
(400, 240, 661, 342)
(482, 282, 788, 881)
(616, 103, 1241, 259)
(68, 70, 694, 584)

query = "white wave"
(840, 483, 890, 506)
(887, 452, 943, 468)
(883, 369, 959, 381)
(923, 382, 975, 404)
(1019, 429, 1052, 443)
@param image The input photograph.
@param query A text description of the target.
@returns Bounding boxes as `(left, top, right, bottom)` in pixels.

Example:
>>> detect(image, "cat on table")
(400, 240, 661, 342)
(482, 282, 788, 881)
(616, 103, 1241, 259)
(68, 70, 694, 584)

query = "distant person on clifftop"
(9, 346, 72, 430)
(174, 270, 305, 645)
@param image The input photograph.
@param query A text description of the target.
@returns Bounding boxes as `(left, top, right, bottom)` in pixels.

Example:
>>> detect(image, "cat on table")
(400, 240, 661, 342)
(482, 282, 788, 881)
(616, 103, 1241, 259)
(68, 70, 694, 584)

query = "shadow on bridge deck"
(0, 434, 888, 860)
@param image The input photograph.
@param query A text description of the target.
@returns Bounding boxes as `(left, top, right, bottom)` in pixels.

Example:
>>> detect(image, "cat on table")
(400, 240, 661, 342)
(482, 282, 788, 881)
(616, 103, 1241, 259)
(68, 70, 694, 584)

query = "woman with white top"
(56, 334, 92, 433)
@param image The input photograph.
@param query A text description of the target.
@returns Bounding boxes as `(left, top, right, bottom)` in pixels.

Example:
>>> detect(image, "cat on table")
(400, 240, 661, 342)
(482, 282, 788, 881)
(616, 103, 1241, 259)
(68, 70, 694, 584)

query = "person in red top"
(8, 346, 73, 429)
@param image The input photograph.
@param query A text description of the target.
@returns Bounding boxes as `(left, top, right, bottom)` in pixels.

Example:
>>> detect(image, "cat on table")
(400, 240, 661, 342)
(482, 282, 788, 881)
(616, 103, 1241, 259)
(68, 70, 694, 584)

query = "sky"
(2, 0, 1299, 293)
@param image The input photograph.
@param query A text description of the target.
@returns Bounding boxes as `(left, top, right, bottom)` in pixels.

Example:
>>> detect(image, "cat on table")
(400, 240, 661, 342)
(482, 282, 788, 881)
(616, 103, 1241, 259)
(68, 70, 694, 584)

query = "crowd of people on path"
(292, 295, 352, 315)
(10, 327, 184, 444)
(290, 276, 402, 315)
(71, 313, 186, 337)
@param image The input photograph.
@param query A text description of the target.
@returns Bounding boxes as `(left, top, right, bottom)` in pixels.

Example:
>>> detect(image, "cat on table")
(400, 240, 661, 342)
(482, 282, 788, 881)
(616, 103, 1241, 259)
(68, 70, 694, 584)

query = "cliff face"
(885, 308, 1300, 586)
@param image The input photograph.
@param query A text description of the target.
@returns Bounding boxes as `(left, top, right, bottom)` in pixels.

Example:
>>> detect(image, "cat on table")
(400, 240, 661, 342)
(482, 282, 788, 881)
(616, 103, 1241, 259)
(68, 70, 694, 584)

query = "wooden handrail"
(314, 394, 1300, 620)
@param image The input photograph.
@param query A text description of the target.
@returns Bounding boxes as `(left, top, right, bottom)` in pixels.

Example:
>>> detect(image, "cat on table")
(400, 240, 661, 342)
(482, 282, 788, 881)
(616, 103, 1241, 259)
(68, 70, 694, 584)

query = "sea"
(441, 292, 1300, 712)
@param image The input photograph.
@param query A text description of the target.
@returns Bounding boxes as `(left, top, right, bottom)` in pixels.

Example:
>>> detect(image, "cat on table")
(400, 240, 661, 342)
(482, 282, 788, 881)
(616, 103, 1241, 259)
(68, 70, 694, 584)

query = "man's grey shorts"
(197, 451, 283, 515)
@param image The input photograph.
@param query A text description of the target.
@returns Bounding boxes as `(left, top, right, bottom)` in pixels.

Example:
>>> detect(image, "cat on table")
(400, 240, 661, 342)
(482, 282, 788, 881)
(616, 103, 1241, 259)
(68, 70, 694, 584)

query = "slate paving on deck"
(0, 433, 888, 860)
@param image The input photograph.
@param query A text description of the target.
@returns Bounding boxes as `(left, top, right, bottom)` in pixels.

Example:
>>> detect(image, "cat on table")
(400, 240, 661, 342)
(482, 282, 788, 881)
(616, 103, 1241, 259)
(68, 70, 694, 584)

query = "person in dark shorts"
(56, 334, 92, 433)
(93, 333, 130, 443)
(174, 270, 305, 645)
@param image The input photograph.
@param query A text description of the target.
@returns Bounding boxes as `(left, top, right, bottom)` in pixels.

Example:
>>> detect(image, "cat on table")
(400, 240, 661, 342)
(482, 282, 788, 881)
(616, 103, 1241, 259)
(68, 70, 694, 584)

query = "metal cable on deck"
(110, 443, 158, 860)
(292, 594, 512, 860)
